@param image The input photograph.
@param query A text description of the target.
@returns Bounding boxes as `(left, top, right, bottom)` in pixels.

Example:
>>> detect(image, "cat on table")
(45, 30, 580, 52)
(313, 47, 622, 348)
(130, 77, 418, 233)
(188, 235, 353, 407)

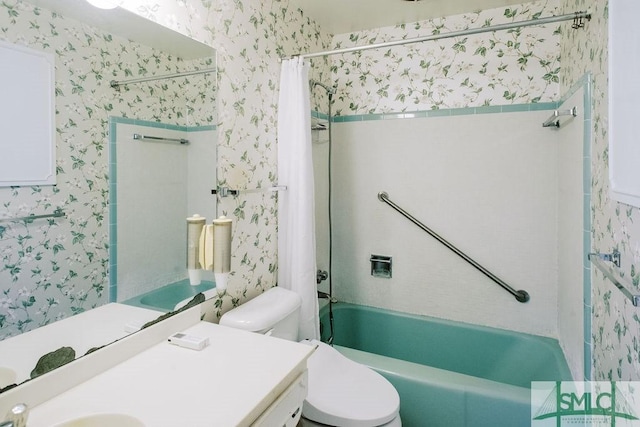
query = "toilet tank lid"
(219, 287, 301, 332)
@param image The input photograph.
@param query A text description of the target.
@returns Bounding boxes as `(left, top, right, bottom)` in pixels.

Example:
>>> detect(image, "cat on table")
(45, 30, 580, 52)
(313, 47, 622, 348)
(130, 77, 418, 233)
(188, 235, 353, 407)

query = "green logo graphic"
(532, 381, 640, 427)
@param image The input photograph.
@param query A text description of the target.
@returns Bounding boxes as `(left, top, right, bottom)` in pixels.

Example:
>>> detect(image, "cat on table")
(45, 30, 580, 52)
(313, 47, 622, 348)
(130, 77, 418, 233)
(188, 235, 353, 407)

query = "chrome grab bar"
(377, 192, 530, 303)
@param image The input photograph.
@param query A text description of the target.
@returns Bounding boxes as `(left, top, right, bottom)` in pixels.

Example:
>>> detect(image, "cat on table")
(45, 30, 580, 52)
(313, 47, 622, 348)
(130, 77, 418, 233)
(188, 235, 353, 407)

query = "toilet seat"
(301, 340, 401, 427)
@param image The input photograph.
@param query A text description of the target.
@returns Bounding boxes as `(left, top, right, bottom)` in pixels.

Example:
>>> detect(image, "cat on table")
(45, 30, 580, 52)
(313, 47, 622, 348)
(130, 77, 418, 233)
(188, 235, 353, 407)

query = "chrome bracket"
(210, 187, 238, 198)
(572, 12, 587, 29)
(588, 250, 621, 268)
(542, 106, 577, 128)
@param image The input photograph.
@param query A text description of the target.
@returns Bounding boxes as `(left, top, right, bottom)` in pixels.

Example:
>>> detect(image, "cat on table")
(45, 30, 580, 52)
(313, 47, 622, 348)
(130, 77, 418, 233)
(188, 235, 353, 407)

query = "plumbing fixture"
(317, 290, 338, 304)
(0, 403, 28, 427)
(316, 270, 328, 284)
(311, 79, 336, 345)
(310, 80, 336, 95)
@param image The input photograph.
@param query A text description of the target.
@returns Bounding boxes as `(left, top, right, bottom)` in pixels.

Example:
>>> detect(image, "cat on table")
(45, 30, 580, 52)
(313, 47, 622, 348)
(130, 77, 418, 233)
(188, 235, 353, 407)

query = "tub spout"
(317, 290, 338, 303)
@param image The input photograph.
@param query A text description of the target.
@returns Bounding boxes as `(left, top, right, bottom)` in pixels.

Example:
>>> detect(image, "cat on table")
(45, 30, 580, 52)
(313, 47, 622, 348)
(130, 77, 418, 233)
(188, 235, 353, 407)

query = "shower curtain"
(277, 58, 319, 340)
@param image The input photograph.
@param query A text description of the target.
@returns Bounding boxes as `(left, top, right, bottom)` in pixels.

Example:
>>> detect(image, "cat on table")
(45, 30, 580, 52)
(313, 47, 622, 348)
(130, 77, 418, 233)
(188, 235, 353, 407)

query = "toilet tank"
(219, 287, 301, 341)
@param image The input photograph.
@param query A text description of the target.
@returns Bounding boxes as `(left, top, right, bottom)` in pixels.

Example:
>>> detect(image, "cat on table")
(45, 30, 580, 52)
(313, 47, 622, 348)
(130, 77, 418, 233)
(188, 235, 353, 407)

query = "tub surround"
(326, 108, 560, 338)
(0, 305, 314, 426)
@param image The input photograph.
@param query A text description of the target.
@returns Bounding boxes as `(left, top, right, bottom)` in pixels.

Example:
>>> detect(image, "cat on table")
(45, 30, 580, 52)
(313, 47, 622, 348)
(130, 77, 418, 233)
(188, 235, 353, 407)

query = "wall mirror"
(0, 0, 217, 392)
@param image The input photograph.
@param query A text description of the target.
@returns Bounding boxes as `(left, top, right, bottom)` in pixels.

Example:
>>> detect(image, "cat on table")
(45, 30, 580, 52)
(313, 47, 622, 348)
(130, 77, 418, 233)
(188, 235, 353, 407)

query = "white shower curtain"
(277, 58, 319, 341)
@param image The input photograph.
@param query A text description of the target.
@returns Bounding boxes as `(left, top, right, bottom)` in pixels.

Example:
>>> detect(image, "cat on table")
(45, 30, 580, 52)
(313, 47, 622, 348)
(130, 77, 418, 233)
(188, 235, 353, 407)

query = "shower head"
(310, 79, 336, 95)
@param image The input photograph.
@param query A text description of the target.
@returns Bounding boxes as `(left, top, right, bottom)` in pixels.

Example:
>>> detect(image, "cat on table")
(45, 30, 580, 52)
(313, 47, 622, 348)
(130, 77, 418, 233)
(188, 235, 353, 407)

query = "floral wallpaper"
(0, 0, 331, 340)
(0, 0, 216, 340)
(326, 0, 640, 382)
(123, 0, 332, 317)
(560, 0, 640, 381)
(7, 0, 633, 388)
(330, 0, 561, 115)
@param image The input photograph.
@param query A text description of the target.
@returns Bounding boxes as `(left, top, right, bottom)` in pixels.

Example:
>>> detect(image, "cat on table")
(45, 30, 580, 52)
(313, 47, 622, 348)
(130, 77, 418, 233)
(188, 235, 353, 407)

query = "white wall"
(328, 110, 560, 337)
(557, 87, 586, 379)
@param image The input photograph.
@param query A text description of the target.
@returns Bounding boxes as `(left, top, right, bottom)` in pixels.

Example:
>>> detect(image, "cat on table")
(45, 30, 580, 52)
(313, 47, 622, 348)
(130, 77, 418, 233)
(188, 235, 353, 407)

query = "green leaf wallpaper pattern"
(4, 0, 639, 387)
(560, 0, 640, 381)
(330, 0, 561, 115)
(0, 0, 215, 339)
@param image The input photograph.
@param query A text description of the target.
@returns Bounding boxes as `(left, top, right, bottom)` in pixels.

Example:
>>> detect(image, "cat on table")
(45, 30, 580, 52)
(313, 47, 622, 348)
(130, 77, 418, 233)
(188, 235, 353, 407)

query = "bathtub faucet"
(316, 270, 328, 284)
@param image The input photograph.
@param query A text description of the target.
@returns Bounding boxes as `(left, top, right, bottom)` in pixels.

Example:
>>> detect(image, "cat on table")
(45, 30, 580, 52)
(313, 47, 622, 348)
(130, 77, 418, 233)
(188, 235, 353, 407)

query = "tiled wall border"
(107, 116, 217, 302)
(558, 73, 593, 381)
(319, 78, 593, 378)
(328, 102, 559, 123)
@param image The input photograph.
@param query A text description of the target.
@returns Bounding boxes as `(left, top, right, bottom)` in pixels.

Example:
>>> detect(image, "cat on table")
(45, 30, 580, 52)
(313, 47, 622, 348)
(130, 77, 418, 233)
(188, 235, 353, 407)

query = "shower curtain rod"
(288, 11, 590, 60)
(110, 67, 216, 90)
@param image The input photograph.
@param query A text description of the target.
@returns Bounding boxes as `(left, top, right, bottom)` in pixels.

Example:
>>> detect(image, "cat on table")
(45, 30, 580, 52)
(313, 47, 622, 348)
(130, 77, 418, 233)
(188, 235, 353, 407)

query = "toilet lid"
(302, 340, 400, 427)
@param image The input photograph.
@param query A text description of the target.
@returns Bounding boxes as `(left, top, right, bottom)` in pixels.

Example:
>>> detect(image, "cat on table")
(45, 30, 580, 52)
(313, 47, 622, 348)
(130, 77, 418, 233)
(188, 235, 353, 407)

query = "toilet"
(219, 287, 401, 427)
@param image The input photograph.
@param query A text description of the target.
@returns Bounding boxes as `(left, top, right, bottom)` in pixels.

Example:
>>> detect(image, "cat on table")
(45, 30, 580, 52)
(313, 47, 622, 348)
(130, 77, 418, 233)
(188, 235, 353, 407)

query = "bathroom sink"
(0, 367, 16, 388)
(52, 414, 144, 427)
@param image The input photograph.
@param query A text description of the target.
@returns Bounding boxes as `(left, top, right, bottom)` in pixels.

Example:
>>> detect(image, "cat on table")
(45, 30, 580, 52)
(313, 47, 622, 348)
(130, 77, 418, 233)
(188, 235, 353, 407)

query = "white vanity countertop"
(0, 303, 162, 385)
(27, 321, 315, 426)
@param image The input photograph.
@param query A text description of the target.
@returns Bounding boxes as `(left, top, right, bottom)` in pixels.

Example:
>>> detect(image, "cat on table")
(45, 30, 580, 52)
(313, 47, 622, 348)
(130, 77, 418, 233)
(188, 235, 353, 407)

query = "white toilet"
(219, 287, 401, 427)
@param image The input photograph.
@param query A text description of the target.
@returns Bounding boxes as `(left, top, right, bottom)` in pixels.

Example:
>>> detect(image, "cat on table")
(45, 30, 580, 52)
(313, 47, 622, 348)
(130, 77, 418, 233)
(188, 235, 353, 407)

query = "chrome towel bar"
(0, 209, 66, 223)
(378, 192, 530, 303)
(211, 186, 287, 197)
(110, 67, 216, 91)
(588, 251, 640, 306)
(133, 133, 189, 145)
